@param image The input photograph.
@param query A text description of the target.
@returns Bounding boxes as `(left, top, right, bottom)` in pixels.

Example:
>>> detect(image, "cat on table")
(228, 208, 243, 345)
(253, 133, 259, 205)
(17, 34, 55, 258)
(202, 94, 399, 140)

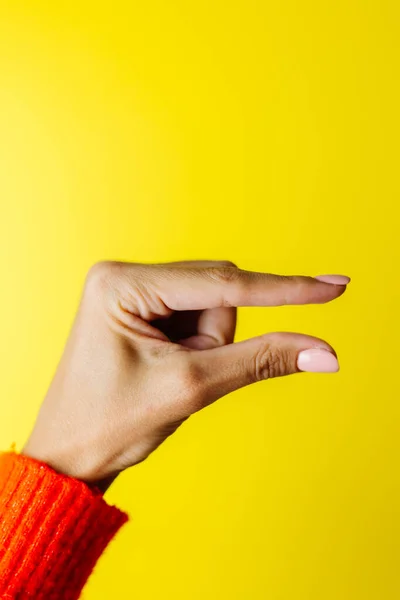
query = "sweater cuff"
(0, 451, 128, 599)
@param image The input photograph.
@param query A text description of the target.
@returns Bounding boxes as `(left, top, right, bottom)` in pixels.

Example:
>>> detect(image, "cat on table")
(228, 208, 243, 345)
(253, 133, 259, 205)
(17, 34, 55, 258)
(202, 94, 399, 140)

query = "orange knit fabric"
(0, 452, 128, 599)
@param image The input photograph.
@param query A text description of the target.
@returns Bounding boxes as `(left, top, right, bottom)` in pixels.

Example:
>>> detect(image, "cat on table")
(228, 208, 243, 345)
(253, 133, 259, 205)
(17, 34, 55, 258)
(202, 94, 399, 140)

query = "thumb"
(192, 332, 339, 406)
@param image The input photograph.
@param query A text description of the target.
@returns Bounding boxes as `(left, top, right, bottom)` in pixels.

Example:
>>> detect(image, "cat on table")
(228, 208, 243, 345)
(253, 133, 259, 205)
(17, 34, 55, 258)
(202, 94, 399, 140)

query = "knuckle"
(86, 261, 118, 288)
(207, 266, 245, 307)
(217, 266, 241, 283)
(208, 265, 241, 285)
(85, 261, 135, 298)
(287, 276, 308, 294)
(175, 355, 202, 387)
(252, 344, 290, 381)
(218, 260, 238, 269)
(173, 355, 204, 406)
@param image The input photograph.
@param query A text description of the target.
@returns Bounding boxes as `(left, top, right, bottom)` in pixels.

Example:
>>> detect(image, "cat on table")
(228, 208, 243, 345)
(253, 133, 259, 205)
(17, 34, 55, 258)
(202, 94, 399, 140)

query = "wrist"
(21, 441, 117, 494)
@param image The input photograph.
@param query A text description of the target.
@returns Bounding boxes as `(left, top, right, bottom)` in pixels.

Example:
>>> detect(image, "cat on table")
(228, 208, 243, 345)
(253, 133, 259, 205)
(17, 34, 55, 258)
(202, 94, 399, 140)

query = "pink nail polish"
(315, 274, 351, 285)
(297, 348, 339, 373)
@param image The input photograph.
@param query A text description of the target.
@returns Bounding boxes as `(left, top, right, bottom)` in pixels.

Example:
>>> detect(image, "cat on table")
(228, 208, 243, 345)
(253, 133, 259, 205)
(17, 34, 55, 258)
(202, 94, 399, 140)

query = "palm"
(151, 307, 237, 350)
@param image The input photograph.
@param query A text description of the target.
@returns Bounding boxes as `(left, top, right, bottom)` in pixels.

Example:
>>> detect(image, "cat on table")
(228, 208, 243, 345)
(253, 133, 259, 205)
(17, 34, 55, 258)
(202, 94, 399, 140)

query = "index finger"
(146, 264, 350, 311)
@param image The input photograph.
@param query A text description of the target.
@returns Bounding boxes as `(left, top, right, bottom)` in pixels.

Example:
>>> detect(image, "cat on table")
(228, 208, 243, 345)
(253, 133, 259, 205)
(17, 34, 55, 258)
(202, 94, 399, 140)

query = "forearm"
(0, 452, 128, 599)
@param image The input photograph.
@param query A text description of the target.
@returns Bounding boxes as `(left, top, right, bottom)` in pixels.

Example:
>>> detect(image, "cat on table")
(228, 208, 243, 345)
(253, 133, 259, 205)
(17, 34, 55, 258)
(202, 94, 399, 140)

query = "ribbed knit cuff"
(0, 452, 128, 599)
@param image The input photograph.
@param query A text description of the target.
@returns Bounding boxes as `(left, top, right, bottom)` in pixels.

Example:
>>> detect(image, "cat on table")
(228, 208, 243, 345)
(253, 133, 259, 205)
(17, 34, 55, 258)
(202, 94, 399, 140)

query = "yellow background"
(0, 1, 399, 598)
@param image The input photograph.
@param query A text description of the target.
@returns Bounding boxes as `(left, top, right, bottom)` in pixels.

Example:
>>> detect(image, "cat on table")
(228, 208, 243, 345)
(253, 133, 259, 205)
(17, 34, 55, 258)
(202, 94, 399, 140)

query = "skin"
(22, 260, 349, 492)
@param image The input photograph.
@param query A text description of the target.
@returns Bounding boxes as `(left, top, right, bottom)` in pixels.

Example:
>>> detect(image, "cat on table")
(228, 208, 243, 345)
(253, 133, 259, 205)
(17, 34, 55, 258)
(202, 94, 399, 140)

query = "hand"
(22, 260, 350, 491)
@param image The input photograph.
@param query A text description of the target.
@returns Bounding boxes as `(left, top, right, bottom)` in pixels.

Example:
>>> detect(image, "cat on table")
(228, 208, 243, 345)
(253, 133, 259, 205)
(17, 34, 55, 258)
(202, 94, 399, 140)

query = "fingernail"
(315, 274, 351, 285)
(297, 348, 339, 373)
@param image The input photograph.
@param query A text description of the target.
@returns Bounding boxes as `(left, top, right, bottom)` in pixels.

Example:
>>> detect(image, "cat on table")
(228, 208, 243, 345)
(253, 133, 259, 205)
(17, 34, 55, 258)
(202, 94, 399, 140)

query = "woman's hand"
(22, 260, 350, 491)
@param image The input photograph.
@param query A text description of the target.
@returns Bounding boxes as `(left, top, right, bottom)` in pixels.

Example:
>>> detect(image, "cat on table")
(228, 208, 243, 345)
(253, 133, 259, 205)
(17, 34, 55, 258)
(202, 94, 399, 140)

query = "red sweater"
(0, 452, 128, 599)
